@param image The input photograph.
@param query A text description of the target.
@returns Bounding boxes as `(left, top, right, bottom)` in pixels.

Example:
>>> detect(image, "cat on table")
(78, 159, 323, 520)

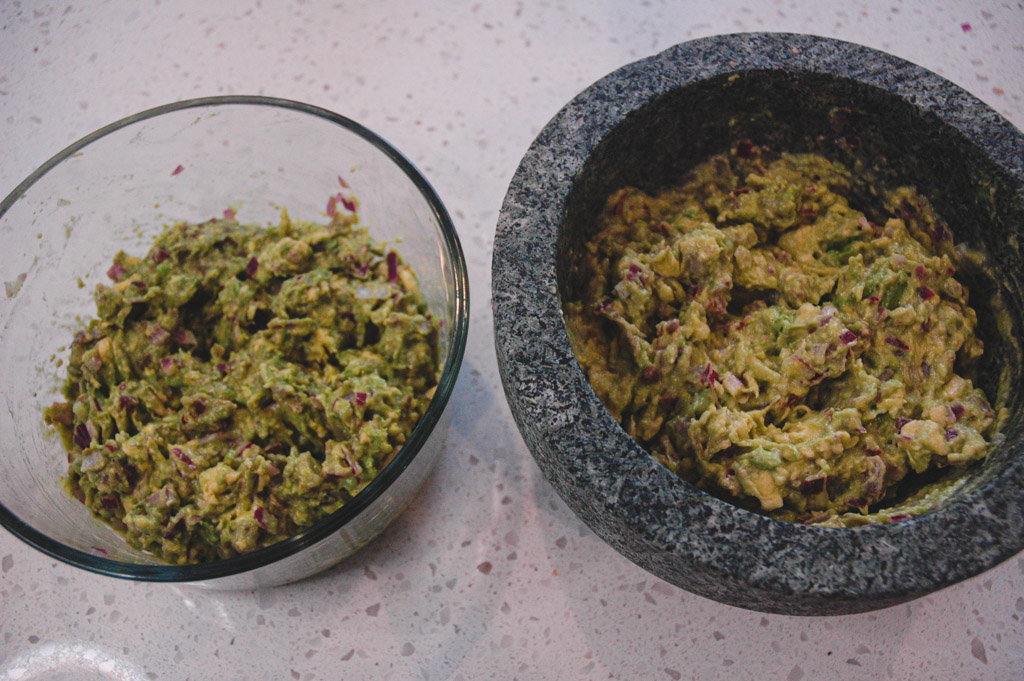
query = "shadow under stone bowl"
(492, 33, 1024, 615)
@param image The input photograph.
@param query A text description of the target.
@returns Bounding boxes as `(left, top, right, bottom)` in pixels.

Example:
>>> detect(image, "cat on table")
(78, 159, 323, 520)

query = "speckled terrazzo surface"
(2, 1, 1023, 679)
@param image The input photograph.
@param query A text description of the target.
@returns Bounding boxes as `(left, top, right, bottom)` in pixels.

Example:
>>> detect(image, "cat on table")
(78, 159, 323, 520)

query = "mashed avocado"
(566, 145, 998, 525)
(45, 208, 439, 563)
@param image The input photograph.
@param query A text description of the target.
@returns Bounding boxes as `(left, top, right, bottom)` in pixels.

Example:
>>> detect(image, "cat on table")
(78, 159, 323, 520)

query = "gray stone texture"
(492, 33, 1024, 615)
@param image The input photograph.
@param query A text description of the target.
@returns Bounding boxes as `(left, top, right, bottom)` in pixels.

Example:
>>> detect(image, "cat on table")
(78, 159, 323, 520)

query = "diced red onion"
(918, 286, 935, 301)
(196, 432, 225, 446)
(246, 257, 259, 278)
(148, 325, 171, 345)
(73, 422, 92, 449)
(171, 164, 184, 176)
(800, 473, 826, 495)
(839, 329, 858, 344)
(387, 252, 398, 282)
(354, 392, 368, 406)
(343, 448, 362, 477)
(951, 404, 965, 420)
(100, 495, 119, 510)
(171, 447, 197, 470)
(945, 429, 958, 440)
(894, 416, 910, 433)
(338, 175, 349, 188)
(700, 363, 718, 386)
(254, 506, 268, 529)
(106, 263, 126, 281)
(885, 335, 910, 351)
(639, 366, 661, 384)
(932, 223, 952, 243)
(328, 192, 356, 217)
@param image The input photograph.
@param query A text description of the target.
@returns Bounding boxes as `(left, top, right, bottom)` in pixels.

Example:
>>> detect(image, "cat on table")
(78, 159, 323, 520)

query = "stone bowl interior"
(559, 68, 1024, 506)
(493, 33, 1024, 615)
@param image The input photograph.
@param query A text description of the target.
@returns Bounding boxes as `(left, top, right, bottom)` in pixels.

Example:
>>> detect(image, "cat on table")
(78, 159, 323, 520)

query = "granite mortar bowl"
(493, 33, 1024, 615)
(0, 96, 468, 588)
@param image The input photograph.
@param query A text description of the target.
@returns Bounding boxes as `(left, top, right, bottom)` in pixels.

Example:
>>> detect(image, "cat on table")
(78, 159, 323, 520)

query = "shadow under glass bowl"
(0, 96, 469, 588)
(493, 33, 1024, 615)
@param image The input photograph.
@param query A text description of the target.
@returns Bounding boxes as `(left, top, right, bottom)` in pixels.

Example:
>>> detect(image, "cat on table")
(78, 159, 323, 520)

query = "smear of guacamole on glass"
(45, 208, 439, 563)
(565, 145, 998, 526)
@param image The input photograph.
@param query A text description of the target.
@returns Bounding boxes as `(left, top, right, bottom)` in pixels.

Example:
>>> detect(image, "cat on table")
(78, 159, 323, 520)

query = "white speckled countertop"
(2, 1, 1023, 679)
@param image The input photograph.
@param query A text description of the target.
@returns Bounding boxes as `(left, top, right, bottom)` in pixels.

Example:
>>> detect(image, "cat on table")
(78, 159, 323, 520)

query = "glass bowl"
(0, 96, 469, 588)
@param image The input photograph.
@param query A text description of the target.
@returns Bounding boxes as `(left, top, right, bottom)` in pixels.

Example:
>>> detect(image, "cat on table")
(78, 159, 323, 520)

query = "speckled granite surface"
(494, 33, 1024, 615)
(2, 1, 1024, 679)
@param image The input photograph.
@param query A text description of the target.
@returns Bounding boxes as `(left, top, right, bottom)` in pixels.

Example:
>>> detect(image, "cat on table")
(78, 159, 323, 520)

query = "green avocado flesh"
(565, 146, 998, 526)
(45, 209, 439, 563)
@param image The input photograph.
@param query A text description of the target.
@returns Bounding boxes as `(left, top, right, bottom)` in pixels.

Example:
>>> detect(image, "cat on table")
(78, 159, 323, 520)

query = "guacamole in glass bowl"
(45, 209, 439, 563)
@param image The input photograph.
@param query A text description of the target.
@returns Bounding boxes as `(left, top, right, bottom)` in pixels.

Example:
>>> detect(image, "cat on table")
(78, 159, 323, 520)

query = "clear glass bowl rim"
(0, 95, 470, 581)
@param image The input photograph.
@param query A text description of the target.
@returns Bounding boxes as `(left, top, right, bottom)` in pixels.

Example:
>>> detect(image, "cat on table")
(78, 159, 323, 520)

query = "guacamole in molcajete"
(566, 145, 998, 526)
(45, 207, 439, 563)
